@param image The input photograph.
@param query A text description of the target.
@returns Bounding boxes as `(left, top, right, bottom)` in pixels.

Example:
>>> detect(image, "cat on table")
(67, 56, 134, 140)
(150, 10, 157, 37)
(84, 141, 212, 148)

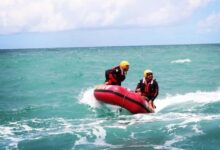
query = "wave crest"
(155, 89, 220, 112)
(171, 59, 191, 64)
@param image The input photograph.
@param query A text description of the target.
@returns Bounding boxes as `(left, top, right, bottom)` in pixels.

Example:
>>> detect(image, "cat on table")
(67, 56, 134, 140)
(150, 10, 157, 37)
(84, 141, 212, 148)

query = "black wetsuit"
(105, 66, 126, 86)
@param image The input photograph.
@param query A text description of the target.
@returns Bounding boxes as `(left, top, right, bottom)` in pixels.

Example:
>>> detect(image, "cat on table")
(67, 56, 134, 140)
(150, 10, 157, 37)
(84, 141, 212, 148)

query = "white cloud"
(0, 0, 211, 34)
(197, 12, 220, 33)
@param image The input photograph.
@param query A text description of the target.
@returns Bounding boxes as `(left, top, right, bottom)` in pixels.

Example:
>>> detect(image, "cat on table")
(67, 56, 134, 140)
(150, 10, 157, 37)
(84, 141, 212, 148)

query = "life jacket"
(140, 78, 158, 100)
(105, 66, 127, 85)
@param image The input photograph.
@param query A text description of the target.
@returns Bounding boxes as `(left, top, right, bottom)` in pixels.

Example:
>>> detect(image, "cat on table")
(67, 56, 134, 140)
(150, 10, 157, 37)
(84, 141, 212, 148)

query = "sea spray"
(155, 89, 220, 112)
(78, 87, 127, 114)
(78, 87, 100, 108)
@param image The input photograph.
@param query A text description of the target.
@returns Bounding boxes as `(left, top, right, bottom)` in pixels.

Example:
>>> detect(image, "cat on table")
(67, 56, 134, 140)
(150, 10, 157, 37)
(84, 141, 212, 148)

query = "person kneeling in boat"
(135, 69, 159, 109)
(104, 60, 129, 86)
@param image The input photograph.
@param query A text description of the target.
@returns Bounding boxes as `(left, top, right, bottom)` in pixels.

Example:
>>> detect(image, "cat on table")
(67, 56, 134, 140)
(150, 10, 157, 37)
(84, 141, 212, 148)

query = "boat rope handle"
(122, 91, 128, 108)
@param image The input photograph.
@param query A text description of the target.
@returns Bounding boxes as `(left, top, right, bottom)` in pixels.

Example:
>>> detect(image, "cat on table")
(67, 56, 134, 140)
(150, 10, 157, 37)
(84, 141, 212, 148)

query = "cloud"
(197, 12, 220, 33)
(0, 0, 211, 34)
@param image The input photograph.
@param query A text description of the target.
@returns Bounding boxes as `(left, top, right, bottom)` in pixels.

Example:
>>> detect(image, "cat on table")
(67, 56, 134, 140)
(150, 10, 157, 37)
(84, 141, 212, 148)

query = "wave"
(78, 87, 123, 114)
(155, 88, 220, 112)
(2, 91, 220, 150)
(79, 87, 220, 114)
(171, 58, 191, 64)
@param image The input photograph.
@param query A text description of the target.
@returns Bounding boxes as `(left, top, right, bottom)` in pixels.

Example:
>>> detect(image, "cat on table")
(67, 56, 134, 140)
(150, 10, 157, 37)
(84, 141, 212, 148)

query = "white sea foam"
(0, 126, 22, 150)
(22, 124, 32, 131)
(73, 124, 112, 149)
(155, 88, 220, 112)
(192, 124, 204, 134)
(163, 135, 185, 150)
(78, 87, 122, 113)
(171, 58, 191, 64)
(180, 114, 220, 125)
(163, 113, 220, 127)
(92, 126, 107, 145)
(78, 87, 101, 108)
(73, 136, 88, 148)
(0, 126, 14, 136)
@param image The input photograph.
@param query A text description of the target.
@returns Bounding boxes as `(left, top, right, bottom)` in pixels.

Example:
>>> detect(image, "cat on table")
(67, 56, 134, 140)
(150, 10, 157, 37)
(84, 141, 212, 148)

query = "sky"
(0, 0, 220, 49)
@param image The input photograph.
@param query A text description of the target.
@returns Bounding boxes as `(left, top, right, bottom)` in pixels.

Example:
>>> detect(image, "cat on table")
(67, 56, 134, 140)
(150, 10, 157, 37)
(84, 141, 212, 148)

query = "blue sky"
(0, 0, 220, 49)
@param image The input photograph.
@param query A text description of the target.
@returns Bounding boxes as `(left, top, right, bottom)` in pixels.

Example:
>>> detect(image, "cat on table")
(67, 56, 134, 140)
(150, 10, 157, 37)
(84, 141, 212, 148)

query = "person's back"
(105, 60, 129, 86)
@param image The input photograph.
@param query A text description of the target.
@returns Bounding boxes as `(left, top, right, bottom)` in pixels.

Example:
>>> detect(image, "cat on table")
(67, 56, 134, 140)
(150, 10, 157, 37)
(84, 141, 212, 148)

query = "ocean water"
(0, 44, 220, 150)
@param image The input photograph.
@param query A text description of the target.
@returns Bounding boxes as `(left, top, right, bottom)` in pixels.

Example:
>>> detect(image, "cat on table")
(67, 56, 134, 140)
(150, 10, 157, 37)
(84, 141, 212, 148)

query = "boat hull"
(94, 85, 154, 114)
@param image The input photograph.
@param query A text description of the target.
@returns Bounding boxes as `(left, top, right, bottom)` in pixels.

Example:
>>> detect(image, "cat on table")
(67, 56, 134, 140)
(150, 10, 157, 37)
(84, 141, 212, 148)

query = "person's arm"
(148, 81, 158, 109)
(135, 80, 141, 92)
(151, 80, 159, 101)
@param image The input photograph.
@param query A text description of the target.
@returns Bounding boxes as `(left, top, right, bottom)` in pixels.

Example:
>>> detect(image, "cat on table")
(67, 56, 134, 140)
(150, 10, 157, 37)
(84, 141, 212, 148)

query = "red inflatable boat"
(94, 85, 154, 114)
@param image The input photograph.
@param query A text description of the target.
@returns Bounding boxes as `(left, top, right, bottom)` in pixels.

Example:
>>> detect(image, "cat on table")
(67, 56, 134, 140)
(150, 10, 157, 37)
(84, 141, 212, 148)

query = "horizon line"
(0, 42, 220, 50)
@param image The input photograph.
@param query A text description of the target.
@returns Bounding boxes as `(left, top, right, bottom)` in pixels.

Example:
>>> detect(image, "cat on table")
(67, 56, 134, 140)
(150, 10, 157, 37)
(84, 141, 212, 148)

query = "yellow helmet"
(119, 60, 130, 70)
(144, 69, 153, 77)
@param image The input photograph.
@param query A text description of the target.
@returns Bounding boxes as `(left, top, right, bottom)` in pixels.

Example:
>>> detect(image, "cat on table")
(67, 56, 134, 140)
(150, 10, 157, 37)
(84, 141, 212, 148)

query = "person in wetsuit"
(135, 69, 159, 108)
(104, 60, 129, 86)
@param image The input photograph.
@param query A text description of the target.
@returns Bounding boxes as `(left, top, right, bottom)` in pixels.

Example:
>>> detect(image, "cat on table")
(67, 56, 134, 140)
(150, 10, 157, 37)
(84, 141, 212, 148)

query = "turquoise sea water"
(0, 44, 220, 150)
